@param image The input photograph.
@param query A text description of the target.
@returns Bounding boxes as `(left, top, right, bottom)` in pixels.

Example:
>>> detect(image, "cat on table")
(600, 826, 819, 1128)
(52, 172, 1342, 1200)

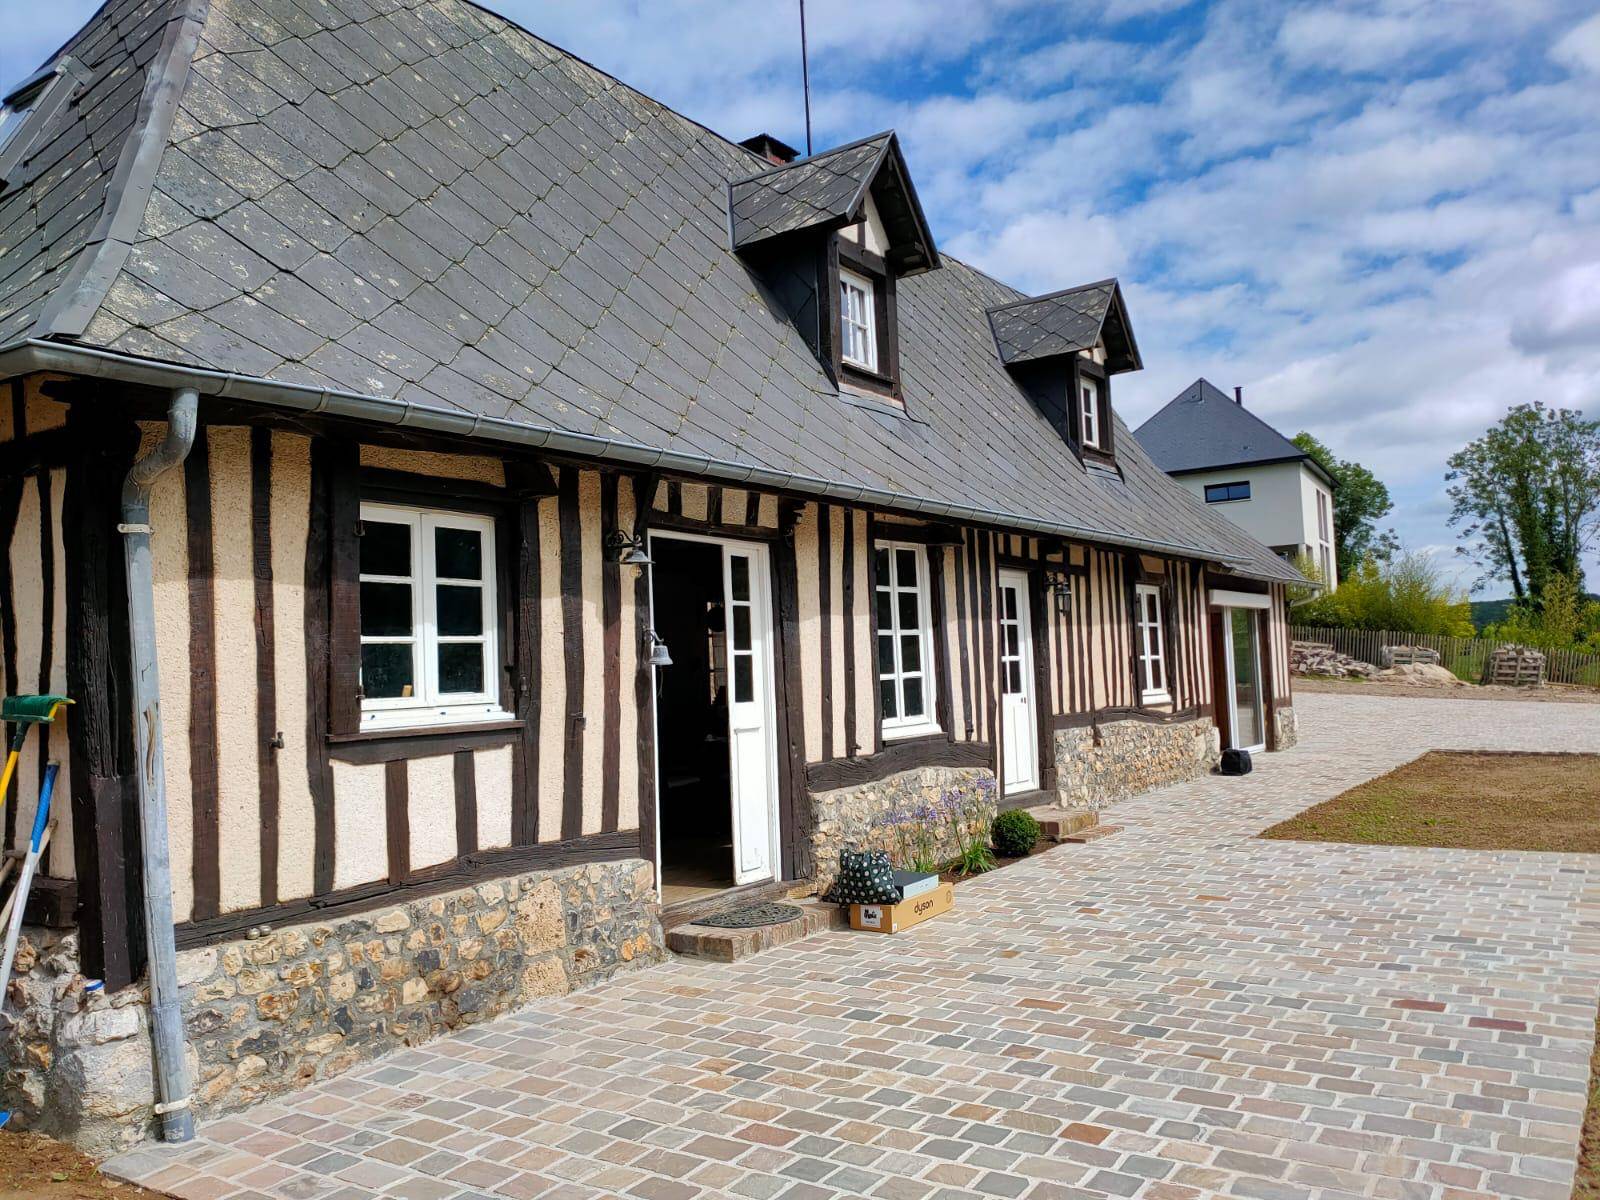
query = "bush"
(1294, 551, 1474, 636)
(991, 809, 1041, 858)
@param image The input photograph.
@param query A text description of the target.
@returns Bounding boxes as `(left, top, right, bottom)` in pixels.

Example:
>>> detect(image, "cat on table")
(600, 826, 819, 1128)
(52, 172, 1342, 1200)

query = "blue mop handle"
(30, 764, 57, 849)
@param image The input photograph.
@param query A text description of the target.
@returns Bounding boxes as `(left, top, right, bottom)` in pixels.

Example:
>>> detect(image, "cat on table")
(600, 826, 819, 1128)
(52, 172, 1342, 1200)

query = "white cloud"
(1551, 12, 1600, 73)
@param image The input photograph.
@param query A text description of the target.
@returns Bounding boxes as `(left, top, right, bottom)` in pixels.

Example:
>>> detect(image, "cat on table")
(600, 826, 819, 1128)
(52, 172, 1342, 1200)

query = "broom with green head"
(0, 694, 71, 821)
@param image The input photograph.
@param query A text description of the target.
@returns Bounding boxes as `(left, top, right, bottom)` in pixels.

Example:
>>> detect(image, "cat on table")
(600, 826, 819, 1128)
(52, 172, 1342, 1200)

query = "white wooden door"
(997, 569, 1039, 795)
(723, 545, 778, 884)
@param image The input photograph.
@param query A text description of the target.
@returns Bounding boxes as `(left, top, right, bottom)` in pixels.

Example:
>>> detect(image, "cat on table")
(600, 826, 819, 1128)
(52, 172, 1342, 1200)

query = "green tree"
(1291, 432, 1398, 580)
(1295, 550, 1473, 637)
(1445, 402, 1600, 600)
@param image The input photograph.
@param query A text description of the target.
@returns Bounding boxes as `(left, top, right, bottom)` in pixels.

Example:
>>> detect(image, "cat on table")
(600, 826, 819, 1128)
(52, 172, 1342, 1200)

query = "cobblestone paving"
(108, 693, 1600, 1200)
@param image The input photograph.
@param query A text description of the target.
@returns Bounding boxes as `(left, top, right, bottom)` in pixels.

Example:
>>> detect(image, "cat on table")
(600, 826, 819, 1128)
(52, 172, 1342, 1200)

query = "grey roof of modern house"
(0, 0, 1302, 584)
(1135, 379, 1332, 486)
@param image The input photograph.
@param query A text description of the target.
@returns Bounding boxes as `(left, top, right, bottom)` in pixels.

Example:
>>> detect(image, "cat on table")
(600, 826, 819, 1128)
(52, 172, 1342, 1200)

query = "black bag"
(832, 849, 901, 905)
(1220, 748, 1253, 776)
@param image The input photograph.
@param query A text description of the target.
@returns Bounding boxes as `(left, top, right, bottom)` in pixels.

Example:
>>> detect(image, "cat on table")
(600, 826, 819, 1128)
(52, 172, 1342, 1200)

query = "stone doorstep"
(1019, 802, 1100, 842)
(1061, 823, 1124, 843)
(666, 900, 846, 962)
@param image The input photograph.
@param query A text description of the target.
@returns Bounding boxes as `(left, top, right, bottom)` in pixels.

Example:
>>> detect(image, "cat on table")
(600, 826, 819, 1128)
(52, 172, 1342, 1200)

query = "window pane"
(1005, 625, 1019, 656)
(361, 642, 414, 699)
(897, 590, 918, 631)
(873, 547, 890, 586)
(733, 654, 753, 704)
(434, 526, 482, 579)
(437, 584, 484, 636)
(875, 590, 893, 630)
(360, 581, 413, 637)
(877, 633, 895, 674)
(895, 548, 917, 582)
(731, 604, 751, 651)
(1003, 588, 1017, 620)
(730, 555, 750, 602)
(437, 642, 485, 694)
(902, 676, 924, 718)
(1007, 662, 1022, 694)
(361, 521, 410, 576)
(901, 633, 920, 672)
(880, 679, 897, 719)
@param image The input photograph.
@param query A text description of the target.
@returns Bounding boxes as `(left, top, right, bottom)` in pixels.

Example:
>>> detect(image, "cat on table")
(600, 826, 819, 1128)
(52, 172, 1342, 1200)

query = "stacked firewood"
(1290, 641, 1377, 678)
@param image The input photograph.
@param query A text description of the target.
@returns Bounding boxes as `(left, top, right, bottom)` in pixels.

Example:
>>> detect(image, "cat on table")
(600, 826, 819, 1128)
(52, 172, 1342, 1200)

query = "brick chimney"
(739, 133, 800, 165)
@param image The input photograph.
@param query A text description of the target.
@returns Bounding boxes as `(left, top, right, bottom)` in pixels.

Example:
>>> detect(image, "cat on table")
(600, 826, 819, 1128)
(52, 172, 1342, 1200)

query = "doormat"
(691, 902, 803, 929)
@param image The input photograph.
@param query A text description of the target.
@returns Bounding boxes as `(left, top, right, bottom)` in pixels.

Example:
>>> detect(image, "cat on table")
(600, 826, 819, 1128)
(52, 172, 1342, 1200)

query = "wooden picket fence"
(1290, 625, 1600, 688)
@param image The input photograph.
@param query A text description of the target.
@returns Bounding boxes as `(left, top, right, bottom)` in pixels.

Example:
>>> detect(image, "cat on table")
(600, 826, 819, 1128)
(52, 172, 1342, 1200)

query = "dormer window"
(987, 278, 1141, 470)
(0, 58, 85, 187)
(1079, 376, 1101, 448)
(727, 131, 939, 409)
(839, 268, 877, 372)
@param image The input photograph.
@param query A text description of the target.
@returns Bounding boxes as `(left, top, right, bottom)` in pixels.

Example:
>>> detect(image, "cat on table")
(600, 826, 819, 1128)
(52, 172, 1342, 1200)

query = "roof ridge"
(28, 0, 210, 341)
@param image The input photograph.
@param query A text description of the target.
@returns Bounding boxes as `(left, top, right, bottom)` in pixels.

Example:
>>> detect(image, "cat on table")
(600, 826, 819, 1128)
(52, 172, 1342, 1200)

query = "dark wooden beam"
(806, 736, 995, 791)
(251, 428, 280, 908)
(185, 433, 220, 922)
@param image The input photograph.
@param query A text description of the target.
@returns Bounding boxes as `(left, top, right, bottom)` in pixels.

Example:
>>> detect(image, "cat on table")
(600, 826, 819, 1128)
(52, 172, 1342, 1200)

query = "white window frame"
(358, 501, 510, 730)
(1134, 583, 1170, 704)
(1079, 375, 1101, 449)
(839, 268, 878, 372)
(875, 540, 940, 740)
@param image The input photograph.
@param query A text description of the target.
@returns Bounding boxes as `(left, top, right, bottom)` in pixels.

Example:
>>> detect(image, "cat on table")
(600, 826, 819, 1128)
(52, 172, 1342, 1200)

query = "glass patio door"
(1227, 608, 1265, 751)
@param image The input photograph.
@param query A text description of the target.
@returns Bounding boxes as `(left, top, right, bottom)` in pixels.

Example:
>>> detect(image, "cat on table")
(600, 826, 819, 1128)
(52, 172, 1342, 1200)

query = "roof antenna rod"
(798, 0, 813, 156)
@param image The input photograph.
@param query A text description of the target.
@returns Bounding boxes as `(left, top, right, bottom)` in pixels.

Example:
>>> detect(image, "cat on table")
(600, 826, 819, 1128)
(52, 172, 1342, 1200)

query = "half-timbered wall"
(135, 427, 643, 932)
(0, 385, 72, 880)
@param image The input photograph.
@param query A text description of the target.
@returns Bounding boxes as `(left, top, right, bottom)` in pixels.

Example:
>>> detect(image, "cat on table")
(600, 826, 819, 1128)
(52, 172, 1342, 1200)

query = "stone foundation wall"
(806, 765, 997, 888)
(1054, 716, 1220, 812)
(1, 857, 662, 1155)
(1273, 705, 1299, 750)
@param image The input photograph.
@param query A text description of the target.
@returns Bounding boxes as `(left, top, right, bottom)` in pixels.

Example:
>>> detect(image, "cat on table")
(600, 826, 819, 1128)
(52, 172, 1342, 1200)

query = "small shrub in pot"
(991, 809, 1040, 858)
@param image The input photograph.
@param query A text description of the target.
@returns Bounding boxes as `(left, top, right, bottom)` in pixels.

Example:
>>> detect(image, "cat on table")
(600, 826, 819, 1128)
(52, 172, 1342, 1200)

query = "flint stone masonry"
(0, 857, 662, 1155)
(1055, 715, 1220, 811)
(805, 765, 996, 889)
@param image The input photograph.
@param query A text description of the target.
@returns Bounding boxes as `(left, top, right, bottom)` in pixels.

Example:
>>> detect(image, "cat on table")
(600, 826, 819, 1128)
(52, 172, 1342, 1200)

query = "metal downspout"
(120, 387, 199, 1143)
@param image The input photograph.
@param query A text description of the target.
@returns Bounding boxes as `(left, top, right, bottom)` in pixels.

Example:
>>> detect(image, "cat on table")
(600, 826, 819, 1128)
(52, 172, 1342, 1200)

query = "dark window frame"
(1069, 357, 1114, 466)
(329, 466, 519, 739)
(830, 234, 903, 404)
(1204, 480, 1252, 504)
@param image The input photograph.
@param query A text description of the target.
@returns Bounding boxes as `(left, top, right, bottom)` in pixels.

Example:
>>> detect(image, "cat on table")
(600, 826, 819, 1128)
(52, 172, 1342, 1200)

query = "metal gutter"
(121, 386, 199, 1143)
(1, 337, 1287, 573)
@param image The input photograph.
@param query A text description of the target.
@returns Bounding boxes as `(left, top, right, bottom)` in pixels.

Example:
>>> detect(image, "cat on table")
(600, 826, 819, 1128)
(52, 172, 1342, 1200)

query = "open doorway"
(651, 537, 733, 904)
(649, 532, 781, 907)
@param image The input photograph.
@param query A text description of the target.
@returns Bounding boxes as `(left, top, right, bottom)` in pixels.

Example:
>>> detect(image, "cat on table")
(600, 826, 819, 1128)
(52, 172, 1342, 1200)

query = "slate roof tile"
(0, 0, 1301, 583)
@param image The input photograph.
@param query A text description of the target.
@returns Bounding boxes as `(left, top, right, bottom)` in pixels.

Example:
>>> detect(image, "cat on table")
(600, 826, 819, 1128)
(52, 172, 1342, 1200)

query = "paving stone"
(104, 692, 1600, 1200)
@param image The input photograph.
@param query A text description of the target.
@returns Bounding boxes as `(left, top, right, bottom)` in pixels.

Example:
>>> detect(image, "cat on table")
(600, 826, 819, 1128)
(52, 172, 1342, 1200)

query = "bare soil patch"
(1260, 750, 1600, 852)
(0, 1131, 171, 1200)
(1296, 675, 1600, 704)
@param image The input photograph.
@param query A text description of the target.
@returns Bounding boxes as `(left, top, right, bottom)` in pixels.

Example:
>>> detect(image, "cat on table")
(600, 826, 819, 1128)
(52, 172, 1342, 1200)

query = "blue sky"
(4, 0, 1599, 597)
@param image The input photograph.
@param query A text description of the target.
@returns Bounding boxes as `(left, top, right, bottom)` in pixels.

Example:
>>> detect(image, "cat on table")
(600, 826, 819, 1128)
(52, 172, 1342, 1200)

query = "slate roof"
(987, 279, 1140, 372)
(1135, 378, 1329, 483)
(0, 0, 1301, 585)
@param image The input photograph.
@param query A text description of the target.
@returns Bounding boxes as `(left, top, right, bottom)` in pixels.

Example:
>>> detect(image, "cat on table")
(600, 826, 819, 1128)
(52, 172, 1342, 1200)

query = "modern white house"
(1136, 379, 1338, 587)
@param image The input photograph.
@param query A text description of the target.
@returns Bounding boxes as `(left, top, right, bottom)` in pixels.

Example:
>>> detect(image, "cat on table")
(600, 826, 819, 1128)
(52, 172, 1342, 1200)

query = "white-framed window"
(1079, 375, 1101, 448)
(1316, 489, 1330, 540)
(839, 268, 878, 372)
(358, 501, 508, 729)
(1134, 583, 1169, 704)
(874, 541, 939, 738)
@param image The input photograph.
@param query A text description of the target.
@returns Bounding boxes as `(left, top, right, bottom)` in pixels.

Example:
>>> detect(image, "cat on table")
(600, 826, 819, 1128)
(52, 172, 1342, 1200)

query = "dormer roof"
(986, 279, 1142, 373)
(727, 132, 939, 275)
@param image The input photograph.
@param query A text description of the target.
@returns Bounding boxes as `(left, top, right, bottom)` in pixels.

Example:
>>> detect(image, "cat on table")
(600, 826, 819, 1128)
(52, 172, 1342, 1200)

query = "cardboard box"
(849, 882, 954, 934)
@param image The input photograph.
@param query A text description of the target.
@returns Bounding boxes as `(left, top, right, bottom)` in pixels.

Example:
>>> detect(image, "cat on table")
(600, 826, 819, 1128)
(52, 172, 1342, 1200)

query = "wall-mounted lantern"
(1046, 569, 1073, 617)
(605, 530, 651, 566)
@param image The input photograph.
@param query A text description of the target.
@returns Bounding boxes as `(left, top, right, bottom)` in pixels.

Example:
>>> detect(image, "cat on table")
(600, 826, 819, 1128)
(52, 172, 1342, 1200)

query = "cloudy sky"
(4, 0, 1599, 596)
